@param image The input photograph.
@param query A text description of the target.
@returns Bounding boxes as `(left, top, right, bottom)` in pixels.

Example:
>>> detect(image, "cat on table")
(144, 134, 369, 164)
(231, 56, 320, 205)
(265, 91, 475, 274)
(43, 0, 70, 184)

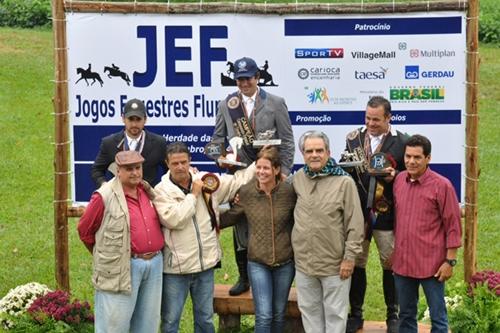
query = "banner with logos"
(67, 11, 466, 202)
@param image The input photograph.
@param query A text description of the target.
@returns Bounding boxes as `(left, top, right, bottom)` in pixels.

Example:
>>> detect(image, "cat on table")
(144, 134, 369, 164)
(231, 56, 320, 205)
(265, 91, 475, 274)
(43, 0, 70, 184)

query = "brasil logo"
(390, 86, 445, 102)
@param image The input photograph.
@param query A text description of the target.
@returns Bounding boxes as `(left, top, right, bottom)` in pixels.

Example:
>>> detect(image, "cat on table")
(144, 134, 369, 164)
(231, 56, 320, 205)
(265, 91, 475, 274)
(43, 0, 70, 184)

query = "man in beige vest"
(78, 150, 164, 333)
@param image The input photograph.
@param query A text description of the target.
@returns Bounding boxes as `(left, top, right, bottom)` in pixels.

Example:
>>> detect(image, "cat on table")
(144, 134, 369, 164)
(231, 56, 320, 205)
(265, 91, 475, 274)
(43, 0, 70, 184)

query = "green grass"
(0, 26, 498, 332)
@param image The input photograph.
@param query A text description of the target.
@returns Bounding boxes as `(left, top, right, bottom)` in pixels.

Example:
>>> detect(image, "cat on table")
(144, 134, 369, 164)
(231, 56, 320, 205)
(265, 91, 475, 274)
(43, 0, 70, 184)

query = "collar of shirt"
(241, 89, 258, 118)
(169, 174, 192, 195)
(126, 131, 143, 151)
(405, 167, 432, 184)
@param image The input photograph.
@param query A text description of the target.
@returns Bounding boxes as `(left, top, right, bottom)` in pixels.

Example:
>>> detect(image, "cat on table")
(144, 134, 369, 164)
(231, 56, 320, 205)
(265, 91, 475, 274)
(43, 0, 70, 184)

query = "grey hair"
(298, 130, 330, 153)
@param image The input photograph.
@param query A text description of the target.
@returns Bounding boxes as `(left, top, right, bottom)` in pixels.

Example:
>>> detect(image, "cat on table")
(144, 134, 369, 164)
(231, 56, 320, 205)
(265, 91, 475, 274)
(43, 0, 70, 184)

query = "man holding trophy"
(210, 56, 295, 296)
(342, 96, 409, 333)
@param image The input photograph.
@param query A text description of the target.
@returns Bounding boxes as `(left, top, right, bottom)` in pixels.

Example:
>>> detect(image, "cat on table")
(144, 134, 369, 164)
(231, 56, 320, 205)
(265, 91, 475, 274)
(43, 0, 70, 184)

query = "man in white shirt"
(342, 96, 409, 333)
(211, 56, 295, 295)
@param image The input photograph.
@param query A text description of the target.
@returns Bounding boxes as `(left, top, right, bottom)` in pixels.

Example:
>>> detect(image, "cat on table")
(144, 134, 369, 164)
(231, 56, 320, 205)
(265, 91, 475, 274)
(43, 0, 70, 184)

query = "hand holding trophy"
(204, 137, 247, 168)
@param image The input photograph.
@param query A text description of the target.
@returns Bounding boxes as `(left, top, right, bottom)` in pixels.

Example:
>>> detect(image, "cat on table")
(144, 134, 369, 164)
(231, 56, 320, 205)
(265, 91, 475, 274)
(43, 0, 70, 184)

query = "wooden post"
(464, 0, 479, 282)
(52, 0, 70, 291)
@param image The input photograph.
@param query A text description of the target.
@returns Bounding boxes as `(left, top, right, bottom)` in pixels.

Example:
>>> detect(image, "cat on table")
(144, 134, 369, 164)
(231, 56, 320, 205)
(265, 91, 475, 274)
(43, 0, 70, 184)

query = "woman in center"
(220, 146, 297, 333)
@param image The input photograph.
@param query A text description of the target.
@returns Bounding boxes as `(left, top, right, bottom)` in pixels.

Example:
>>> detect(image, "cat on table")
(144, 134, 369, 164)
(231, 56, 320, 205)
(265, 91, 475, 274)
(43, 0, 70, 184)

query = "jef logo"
(405, 66, 455, 79)
(295, 48, 344, 59)
(354, 67, 388, 80)
(306, 87, 330, 104)
(390, 86, 445, 103)
(298, 67, 341, 80)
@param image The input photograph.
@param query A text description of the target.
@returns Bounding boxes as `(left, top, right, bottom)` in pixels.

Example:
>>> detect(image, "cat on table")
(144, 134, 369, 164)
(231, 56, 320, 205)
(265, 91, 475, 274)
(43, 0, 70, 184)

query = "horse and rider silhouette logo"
(221, 60, 278, 87)
(75, 63, 131, 87)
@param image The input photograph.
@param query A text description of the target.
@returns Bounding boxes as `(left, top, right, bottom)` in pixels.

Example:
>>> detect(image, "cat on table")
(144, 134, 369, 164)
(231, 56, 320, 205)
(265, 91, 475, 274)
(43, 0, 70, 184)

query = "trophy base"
(367, 169, 391, 177)
(217, 158, 248, 167)
(253, 139, 281, 147)
(337, 161, 364, 168)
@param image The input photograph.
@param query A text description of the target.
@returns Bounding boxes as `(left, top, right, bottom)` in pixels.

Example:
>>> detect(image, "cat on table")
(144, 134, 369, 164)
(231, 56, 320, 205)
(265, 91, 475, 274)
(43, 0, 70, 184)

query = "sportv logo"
(405, 66, 455, 79)
(295, 48, 344, 59)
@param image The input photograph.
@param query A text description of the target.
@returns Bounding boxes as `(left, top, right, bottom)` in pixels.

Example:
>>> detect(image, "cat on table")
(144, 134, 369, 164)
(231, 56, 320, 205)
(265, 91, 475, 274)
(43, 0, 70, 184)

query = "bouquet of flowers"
(27, 290, 93, 325)
(0, 282, 51, 329)
(448, 270, 500, 333)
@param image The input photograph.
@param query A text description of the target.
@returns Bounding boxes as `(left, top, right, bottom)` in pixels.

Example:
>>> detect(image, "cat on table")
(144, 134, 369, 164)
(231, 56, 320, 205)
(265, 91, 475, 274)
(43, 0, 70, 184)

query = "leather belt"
(131, 251, 160, 260)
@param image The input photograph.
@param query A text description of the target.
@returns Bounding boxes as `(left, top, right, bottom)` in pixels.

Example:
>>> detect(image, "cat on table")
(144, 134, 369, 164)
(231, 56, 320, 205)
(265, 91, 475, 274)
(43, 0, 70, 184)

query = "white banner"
(66, 11, 466, 202)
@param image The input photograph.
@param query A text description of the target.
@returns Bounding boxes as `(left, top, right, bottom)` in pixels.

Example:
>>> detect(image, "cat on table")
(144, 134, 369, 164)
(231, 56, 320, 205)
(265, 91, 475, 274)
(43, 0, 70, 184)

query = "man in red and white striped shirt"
(393, 134, 462, 333)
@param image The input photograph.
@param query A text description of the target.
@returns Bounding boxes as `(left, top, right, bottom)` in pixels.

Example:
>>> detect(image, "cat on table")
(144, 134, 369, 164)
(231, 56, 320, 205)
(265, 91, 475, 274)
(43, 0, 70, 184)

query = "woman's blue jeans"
(247, 260, 295, 333)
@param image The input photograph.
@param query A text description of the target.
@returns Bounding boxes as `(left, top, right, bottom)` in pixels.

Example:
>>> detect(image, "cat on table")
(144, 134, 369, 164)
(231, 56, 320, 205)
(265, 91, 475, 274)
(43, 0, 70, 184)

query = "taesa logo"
(398, 42, 407, 50)
(405, 66, 419, 79)
(306, 87, 330, 104)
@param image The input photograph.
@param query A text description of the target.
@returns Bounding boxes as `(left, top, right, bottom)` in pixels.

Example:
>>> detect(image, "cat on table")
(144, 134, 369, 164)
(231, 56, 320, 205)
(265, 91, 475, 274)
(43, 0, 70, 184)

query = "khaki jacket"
(154, 165, 255, 274)
(92, 178, 155, 293)
(292, 170, 364, 277)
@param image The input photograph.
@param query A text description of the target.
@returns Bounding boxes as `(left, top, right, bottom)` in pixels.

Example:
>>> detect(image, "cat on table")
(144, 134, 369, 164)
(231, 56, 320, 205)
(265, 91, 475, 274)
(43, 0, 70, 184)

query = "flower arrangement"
(28, 290, 94, 325)
(469, 270, 500, 295)
(0, 282, 51, 329)
(447, 270, 500, 333)
(0, 283, 93, 332)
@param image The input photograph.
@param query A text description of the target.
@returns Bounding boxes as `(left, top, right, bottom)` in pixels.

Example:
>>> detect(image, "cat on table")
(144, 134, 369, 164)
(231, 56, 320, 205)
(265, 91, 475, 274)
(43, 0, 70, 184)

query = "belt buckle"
(132, 251, 158, 260)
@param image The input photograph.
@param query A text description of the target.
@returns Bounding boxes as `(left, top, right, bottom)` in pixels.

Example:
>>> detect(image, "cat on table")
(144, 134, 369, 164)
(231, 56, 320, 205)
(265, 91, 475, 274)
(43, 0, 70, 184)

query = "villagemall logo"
(390, 86, 445, 103)
(410, 49, 456, 58)
(351, 51, 396, 60)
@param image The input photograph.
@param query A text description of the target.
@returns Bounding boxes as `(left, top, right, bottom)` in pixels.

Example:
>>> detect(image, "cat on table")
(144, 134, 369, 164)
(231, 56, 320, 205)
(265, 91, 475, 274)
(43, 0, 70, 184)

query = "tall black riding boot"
(346, 267, 367, 333)
(229, 237, 249, 296)
(383, 269, 399, 333)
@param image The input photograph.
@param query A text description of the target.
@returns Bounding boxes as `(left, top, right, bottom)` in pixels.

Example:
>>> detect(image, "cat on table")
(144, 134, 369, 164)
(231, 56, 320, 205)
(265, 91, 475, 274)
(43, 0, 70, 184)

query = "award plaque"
(217, 137, 248, 167)
(201, 173, 220, 193)
(253, 129, 281, 148)
(367, 153, 392, 177)
(366, 153, 391, 210)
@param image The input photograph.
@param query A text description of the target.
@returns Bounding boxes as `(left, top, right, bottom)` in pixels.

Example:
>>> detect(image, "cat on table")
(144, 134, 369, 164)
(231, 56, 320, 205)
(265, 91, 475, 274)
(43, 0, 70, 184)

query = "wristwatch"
(445, 259, 457, 267)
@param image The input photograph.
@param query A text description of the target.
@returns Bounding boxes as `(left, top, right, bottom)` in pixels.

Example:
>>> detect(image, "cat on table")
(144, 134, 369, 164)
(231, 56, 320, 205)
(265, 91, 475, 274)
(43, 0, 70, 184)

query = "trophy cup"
(366, 153, 392, 210)
(253, 129, 281, 148)
(338, 151, 365, 170)
(205, 137, 248, 167)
